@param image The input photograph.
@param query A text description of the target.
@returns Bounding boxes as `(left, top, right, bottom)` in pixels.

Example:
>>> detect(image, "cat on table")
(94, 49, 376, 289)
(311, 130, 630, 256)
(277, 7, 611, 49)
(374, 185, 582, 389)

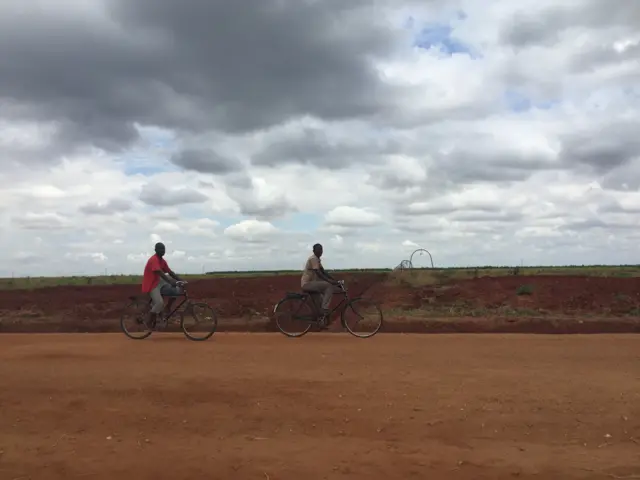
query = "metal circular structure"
(394, 259, 412, 271)
(408, 248, 434, 268)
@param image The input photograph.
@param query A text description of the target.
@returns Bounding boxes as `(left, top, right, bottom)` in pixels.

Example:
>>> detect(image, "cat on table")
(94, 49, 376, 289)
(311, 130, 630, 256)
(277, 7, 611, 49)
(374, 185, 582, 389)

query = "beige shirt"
(301, 254, 322, 287)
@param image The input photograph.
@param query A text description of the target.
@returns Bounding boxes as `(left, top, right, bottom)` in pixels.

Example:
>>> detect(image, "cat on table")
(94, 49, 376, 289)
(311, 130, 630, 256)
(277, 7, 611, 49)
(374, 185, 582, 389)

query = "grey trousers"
(149, 278, 182, 313)
(149, 279, 168, 313)
(302, 281, 341, 311)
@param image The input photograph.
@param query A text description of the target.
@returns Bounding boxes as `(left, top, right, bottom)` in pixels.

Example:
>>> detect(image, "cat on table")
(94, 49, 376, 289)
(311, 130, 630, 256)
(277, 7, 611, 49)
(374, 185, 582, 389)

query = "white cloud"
(329, 234, 344, 248)
(324, 206, 383, 228)
(402, 240, 419, 248)
(187, 218, 219, 238)
(224, 219, 279, 243)
(127, 253, 147, 263)
(1, 0, 639, 276)
(153, 221, 181, 233)
(65, 252, 108, 264)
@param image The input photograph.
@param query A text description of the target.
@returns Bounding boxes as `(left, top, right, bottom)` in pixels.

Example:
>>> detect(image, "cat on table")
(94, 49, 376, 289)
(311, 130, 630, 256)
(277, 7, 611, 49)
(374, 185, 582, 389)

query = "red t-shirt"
(142, 255, 170, 293)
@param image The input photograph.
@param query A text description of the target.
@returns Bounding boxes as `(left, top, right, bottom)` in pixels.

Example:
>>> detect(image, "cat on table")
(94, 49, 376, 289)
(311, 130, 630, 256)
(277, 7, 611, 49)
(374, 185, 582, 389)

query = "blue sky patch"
(504, 90, 532, 112)
(272, 212, 321, 232)
(123, 163, 171, 176)
(504, 89, 560, 113)
(121, 126, 179, 177)
(415, 22, 478, 58)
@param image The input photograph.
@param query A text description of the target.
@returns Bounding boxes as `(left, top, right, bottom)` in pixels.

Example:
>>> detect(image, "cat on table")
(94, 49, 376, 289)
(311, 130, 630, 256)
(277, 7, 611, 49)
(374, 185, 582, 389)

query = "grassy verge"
(386, 265, 640, 288)
(0, 268, 390, 290)
(1, 265, 640, 291)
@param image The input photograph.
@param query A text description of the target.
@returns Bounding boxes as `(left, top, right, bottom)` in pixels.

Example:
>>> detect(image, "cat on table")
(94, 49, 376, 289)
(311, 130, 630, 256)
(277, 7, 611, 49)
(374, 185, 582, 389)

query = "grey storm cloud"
(251, 127, 402, 170)
(599, 159, 640, 191)
(451, 211, 523, 223)
(12, 212, 71, 230)
(0, 0, 406, 159)
(368, 170, 424, 191)
(431, 148, 562, 185)
(570, 42, 640, 73)
(171, 148, 243, 175)
(502, 1, 640, 49)
(139, 184, 208, 206)
(238, 196, 298, 220)
(560, 218, 638, 232)
(560, 120, 640, 174)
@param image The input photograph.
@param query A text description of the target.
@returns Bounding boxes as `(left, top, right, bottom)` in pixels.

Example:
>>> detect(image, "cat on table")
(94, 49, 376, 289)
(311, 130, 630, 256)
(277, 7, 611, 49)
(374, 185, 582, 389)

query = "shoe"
(144, 312, 159, 330)
(156, 314, 168, 330)
(318, 313, 330, 329)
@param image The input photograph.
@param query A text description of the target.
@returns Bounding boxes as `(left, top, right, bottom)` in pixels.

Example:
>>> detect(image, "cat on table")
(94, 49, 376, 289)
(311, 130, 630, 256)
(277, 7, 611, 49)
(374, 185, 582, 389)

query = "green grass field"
(1, 265, 640, 290)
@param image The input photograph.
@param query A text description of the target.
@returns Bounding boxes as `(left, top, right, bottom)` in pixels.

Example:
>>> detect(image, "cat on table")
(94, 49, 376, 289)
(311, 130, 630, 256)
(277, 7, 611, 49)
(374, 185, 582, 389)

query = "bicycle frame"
(274, 281, 382, 338)
(147, 290, 190, 322)
(300, 285, 354, 322)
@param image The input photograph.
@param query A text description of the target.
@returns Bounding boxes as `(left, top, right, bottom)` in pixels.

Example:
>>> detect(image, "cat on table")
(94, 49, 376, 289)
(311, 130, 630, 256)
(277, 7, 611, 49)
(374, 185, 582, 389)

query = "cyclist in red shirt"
(142, 242, 183, 327)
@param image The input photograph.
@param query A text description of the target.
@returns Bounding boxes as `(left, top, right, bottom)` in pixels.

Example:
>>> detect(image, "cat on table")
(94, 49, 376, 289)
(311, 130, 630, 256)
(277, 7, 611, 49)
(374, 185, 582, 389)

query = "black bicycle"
(273, 280, 383, 338)
(120, 281, 218, 341)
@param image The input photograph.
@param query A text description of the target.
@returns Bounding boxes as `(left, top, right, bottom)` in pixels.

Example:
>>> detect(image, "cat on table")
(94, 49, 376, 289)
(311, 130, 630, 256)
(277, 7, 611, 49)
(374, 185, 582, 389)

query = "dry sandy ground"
(1, 333, 639, 480)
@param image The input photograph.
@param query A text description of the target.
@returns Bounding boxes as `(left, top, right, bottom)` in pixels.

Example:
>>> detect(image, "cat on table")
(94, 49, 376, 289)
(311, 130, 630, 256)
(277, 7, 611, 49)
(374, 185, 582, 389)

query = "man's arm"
(319, 265, 336, 281)
(154, 269, 177, 286)
(168, 268, 182, 282)
(314, 269, 336, 284)
(161, 259, 182, 283)
(311, 258, 338, 285)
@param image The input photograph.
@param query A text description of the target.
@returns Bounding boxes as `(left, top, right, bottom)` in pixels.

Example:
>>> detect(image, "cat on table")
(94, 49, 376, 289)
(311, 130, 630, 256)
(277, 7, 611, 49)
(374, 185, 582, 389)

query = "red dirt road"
(1, 334, 639, 479)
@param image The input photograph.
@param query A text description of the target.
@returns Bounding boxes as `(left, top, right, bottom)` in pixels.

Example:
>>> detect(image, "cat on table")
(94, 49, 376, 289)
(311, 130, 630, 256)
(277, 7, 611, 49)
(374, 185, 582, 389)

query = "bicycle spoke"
(341, 298, 383, 338)
(120, 298, 153, 340)
(181, 302, 218, 341)
(274, 296, 314, 337)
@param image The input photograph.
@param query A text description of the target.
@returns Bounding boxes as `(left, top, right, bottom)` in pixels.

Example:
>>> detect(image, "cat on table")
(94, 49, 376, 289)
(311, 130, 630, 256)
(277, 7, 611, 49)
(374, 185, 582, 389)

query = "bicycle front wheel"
(341, 297, 383, 338)
(180, 302, 218, 341)
(273, 296, 314, 337)
(120, 297, 153, 340)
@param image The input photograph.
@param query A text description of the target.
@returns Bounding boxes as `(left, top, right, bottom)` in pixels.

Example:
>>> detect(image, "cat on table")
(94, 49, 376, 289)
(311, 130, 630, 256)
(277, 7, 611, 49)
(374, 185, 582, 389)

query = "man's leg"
(165, 297, 176, 315)
(160, 283, 181, 318)
(148, 284, 165, 327)
(321, 283, 342, 311)
(302, 281, 336, 324)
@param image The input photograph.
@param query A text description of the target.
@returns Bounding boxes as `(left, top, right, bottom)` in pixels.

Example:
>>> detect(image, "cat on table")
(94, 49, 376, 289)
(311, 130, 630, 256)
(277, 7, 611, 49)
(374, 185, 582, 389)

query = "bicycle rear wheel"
(120, 297, 153, 340)
(341, 297, 383, 338)
(181, 302, 218, 341)
(274, 295, 314, 337)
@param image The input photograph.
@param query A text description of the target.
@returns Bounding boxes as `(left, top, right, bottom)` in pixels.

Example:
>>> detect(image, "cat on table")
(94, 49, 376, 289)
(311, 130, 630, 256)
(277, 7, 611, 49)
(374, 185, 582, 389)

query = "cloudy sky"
(1, 0, 639, 276)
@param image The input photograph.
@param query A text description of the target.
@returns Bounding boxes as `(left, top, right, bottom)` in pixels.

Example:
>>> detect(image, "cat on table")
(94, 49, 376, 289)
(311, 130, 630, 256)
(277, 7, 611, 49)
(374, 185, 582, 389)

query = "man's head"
(312, 243, 323, 258)
(155, 242, 166, 257)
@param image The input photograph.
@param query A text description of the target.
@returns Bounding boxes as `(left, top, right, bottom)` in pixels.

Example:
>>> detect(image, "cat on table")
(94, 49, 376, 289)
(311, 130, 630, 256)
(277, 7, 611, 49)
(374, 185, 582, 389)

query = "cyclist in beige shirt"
(301, 243, 341, 325)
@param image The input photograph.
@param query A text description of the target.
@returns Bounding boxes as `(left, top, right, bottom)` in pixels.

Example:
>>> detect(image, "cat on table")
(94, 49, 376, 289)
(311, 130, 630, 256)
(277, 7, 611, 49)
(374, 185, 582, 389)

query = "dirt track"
(1, 333, 639, 479)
